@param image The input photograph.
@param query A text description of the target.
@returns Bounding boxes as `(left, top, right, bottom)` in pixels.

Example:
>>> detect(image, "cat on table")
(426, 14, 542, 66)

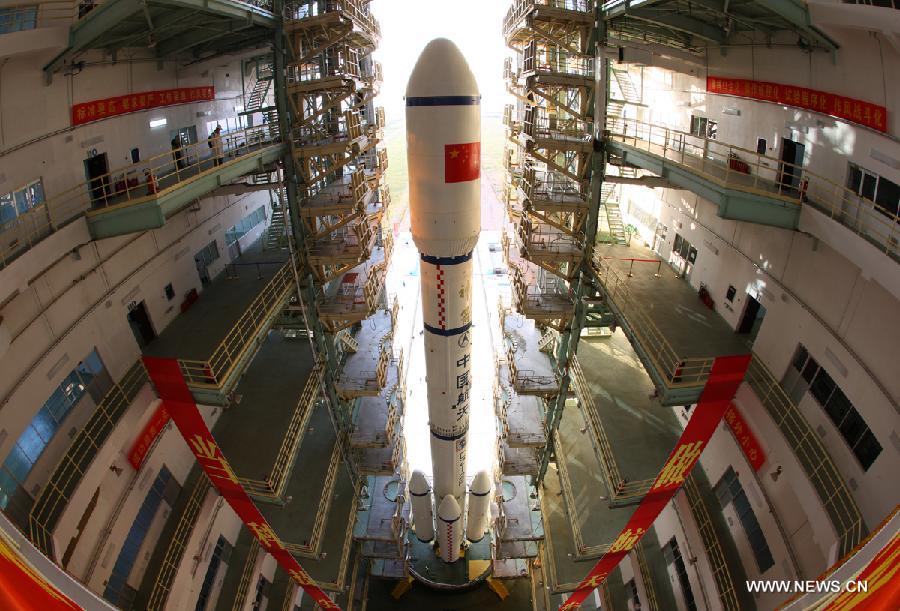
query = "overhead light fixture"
(722, 107, 741, 116)
(149, 118, 167, 128)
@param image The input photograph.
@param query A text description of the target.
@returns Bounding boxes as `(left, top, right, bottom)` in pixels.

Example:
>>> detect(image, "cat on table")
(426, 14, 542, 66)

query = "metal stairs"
(600, 183, 627, 245)
(611, 67, 641, 104)
(265, 187, 289, 250)
(246, 62, 274, 112)
(338, 329, 359, 353)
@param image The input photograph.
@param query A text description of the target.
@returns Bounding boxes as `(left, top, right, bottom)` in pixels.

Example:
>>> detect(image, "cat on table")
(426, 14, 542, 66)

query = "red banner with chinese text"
(71, 86, 215, 126)
(707, 76, 887, 133)
(724, 402, 766, 471)
(0, 532, 79, 610)
(127, 403, 172, 470)
(142, 356, 342, 610)
(559, 354, 751, 611)
(820, 531, 900, 611)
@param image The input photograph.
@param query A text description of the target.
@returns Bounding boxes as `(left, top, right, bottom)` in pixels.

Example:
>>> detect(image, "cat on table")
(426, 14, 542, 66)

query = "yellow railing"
(178, 255, 296, 388)
(29, 360, 148, 557)
(232, 540, 260, 611)
(572, 356, 653, 499)
(282, 443, 341, 558)
(590, 252, 716, 387)
(147, 472, 211, 610)
(554, 428, 609, 558)
(590, 248, 864, 555)
(635, 542, 662, 611)
(503, 0, 593, 38)
(744, 356, 864, 557)
(683, 474, 740, 611)
(608, 117, 899, 260)
(2, 124, 280, 269)
(284, 0, 380, 40)
(240, 365, 322, 498)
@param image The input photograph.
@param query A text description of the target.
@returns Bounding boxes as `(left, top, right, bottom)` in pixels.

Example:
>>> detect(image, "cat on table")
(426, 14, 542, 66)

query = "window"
(782, 344, 882, 470)
(0, 178, 45, 227)
(662, 538, 696, 611)
(0, 7, 37, 34)
(690, 115, 717, 139)
(0, 349, 107, 510)
(103, 467, 173, 606)
(756, 138, 767, 155)
(846, 163, 900, 219)
(225, 206, 266, 246)
(196, 536, 232, 610)
(715, 467, 774, 573)
(196, 240, 220, 266)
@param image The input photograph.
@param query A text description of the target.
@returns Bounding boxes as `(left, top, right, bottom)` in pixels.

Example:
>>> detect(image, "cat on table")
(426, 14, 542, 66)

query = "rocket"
(406, 38, 484, 563)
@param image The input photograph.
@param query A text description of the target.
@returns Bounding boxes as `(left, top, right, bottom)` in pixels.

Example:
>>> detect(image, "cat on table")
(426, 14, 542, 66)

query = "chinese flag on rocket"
(444, 142, 480, 183)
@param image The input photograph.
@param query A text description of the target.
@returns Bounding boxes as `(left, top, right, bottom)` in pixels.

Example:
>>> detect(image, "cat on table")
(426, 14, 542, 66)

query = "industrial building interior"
(0, 0, 898, 610)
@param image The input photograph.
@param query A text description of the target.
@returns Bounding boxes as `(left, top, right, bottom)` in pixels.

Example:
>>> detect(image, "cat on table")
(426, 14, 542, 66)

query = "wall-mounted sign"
(127, 403, 171, 470)
(71, 86, 215, 127)
(707, 76, 887, 133)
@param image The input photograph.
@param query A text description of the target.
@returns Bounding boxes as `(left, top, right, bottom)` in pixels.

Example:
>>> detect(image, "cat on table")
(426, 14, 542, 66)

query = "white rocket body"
(406, 38, 481, 514)
(409, 470, 435, 543)
(436, 494, 463, 563)
(465, 470, 491, 542)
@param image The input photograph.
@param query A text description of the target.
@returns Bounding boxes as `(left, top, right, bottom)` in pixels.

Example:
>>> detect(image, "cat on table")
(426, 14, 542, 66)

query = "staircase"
(338, 329, 359, 353)
(611, 67, 641, 104)
(600, 183, 627, 245)
(265, 187, 289, 250)
(537, 330, 557, 353)
(246, 62, 274, 112)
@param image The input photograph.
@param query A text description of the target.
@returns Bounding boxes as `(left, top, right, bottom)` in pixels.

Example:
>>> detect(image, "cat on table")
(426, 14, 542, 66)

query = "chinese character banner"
(142, 357, 342, 610)
(724, 402, 766, 471)
(707, 76, 887, 133)
(127, 403, 171, 470)
(0, 533, 80, 610)
(559, 354, 752, 611)
(71, 86, 215, 126)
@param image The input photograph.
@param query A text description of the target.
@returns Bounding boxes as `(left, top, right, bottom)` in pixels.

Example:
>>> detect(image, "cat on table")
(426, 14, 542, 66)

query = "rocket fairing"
(406, 38, 482, 514)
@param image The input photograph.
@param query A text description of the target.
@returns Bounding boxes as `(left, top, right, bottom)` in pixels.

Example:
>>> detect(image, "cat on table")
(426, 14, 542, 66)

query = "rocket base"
(406, 530, 493, 590)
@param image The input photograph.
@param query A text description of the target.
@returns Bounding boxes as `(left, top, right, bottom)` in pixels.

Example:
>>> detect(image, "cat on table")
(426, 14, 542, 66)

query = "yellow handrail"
(239, 365, 322, 497)
(683, 474, 740, 611)
(608, 117, 899, 259)
(147, 472, 211, 610)
(231, 540, 260, 611)
(178, 254, 296, 388)
(29, 360, 148, 556)
(2, 124, 281, 268)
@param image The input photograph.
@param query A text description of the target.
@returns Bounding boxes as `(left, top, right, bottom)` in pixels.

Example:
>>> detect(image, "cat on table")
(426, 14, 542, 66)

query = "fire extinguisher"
(800, 178, 809, 202)
(145, 169, 158, 195)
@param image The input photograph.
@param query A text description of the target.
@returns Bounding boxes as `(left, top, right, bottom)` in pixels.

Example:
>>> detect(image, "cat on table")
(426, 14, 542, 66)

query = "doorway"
(737, 293, 766, 341)
(778, 137, 805, 194)
(84, 152, 110, 208)
(127, 301, 156, 348)
(195, 254, 211, 287)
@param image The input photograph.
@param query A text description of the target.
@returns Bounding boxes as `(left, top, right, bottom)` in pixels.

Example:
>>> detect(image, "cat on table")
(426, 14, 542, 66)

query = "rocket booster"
(406, 38, 481, 510)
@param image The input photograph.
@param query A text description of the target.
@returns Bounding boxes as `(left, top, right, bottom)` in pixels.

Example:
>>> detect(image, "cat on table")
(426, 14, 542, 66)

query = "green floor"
(213, 331, 317, 483)
(597, 243, 752, 360)
(143, 238, 289, 361)
(365, 575, 534, 610)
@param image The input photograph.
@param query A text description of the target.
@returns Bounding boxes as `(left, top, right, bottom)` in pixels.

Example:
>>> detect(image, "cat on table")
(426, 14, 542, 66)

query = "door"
(778, 138, 805, 193)
(84, 152, 110, 207)
(844, 163, 878, 226)
(127, 301, 156, 348)
(195, 254, 211, 287)
(738, 293, 766, 341)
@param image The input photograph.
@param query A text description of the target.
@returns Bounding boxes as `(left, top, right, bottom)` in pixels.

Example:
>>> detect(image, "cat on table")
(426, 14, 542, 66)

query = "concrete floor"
(213, 330, 317, 482)
(144, 238, 289, 361)
(597, 243, 750, 360)
(576, 332, 682, 483)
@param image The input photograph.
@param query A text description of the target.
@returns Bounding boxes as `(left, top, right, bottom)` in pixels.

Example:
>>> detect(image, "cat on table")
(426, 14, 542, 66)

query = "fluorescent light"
(149, 118, 167, 128)
(722, 107, 741, 116)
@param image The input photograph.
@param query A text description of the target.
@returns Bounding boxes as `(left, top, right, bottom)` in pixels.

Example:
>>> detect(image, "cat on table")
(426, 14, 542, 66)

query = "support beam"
(629, 8, 727, 43)
(754, 0, 839, 50)
(156, 21, 249, 56)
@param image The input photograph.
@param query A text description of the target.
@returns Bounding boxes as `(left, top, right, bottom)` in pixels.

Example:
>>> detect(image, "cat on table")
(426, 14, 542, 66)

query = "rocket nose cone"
(437, 494, 462, 522)
(409, 470, 431, 495)
(405, 37, 479, 98)
(470, 470, 492, 496)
